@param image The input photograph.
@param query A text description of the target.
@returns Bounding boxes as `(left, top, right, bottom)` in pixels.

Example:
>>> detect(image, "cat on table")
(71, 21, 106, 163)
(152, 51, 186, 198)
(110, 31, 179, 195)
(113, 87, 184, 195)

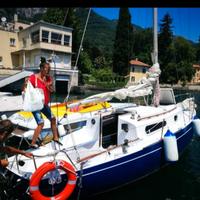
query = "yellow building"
(0, 16, 79, 89)
(0, 18, 73, 70)
(127, 59, 150, 83)
(0, 29, 19, 68)
(191, 64, 200, 83)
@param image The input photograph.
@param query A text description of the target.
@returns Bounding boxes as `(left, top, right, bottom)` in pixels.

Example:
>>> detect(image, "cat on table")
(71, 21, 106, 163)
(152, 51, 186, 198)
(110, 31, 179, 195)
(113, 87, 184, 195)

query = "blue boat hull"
(73, 122, 193, 197)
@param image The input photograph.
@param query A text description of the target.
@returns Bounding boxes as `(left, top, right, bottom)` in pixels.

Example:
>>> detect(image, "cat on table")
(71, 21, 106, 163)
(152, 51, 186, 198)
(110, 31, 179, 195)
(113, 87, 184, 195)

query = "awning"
(55, 74, 70, 81)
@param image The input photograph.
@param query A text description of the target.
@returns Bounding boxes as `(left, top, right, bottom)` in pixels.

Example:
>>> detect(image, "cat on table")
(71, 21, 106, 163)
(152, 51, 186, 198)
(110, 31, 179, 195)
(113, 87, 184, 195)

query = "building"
(127, 58, 150, 84)
(191, 64, 200, 84)
(0, 15, 78, 92)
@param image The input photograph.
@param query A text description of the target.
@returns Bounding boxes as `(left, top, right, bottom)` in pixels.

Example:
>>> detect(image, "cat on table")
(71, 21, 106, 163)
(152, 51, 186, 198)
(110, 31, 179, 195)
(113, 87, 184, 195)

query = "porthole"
(91, 119, 96, 125)
(174, 115, 178, 121)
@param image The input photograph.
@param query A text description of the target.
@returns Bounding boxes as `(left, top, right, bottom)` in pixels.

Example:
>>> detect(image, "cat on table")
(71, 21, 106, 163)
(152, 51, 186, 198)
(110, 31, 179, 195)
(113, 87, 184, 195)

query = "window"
(64, 121, 87, 133)
(34, 55, 41, 66)
(0, 56, 2, 65)
(64, 35, 70, 46)
(131, 76, 135, 82)
(31, 30, 40, 44)
(10, 38, 16, 46)
(22, 38, 26, 48)
(42, 30, 49, 43)
(51, 32, 62, 45)
(145, 121, 166, 134)
(142, 67, 147, 73)
(131, 65, 135, 72)
(63, 56, 70, 67)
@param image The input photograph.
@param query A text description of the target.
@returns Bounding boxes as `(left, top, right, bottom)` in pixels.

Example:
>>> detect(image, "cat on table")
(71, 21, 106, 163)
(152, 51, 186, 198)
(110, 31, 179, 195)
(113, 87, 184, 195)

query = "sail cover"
(86, 78, 153, 101)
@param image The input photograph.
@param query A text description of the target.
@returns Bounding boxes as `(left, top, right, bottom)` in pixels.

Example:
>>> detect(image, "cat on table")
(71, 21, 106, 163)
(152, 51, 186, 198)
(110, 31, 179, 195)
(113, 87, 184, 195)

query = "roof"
(129, 59, 150, 67)
(20, 20, 73, 33)
(193, 64, 200, 68)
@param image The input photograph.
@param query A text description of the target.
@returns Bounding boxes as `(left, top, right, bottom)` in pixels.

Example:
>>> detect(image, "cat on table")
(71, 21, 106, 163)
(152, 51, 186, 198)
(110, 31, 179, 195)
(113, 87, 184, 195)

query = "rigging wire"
(65, 8, 91, 102)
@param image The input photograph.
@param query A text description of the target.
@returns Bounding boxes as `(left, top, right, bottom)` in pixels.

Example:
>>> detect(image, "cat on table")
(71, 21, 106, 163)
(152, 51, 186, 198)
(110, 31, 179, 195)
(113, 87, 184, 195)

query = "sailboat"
(3, 8, 200, 200)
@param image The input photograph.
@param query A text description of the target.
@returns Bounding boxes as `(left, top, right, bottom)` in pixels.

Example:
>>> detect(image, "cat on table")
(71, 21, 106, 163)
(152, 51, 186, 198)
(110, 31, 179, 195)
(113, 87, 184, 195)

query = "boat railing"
(10, 148, 78, 176)
(174, 93, 192, 103)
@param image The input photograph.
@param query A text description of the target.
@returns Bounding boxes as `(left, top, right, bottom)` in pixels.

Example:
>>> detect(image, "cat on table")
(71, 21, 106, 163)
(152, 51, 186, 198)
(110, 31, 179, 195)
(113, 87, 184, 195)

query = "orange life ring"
(29, 160, 77, 200)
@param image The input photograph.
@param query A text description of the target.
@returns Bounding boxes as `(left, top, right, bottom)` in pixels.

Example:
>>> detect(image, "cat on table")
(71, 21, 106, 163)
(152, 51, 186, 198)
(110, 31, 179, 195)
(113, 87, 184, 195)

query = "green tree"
(92, 67, 113, 82)
(158, 13, 174, 83)
(113, 8, 133, 76)
(196, 36, 200, 64)
(177, 61, 195, 85)
(174, 36, 195, 63)
(173, 37, 195, 83)
(79, 51, 93, 74)
(132, 28, 152, 64)
(43, 8, 66, 25)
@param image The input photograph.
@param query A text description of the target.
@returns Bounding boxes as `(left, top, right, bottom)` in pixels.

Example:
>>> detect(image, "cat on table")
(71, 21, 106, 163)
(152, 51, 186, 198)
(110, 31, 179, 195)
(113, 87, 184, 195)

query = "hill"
(75, 8, 143, 57)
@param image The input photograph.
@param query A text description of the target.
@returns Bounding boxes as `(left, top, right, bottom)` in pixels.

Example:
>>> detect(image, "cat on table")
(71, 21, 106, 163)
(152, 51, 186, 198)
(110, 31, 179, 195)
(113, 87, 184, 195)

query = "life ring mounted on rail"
(29, 160, 77, 200)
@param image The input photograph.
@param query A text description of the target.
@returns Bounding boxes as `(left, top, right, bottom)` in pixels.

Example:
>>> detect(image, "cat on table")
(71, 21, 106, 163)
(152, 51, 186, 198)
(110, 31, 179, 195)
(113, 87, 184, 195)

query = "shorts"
(32, 105, 55, 125)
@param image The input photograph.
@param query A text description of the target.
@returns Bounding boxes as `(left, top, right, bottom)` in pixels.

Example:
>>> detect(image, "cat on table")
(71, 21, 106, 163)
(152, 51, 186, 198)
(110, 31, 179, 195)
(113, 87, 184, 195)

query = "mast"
(152, 8, 160, 107)
(153, 8, 158, 64)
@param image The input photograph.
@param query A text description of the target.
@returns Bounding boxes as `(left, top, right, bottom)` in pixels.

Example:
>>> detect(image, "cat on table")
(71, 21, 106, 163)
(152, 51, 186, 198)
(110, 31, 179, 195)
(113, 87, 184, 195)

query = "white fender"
(163, 129, 179, 162)
(192, 118, 200, 136)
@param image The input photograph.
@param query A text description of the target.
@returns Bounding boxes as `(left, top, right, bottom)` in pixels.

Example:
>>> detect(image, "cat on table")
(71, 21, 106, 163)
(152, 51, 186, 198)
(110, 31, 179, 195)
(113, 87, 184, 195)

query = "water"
(1, 89, 200, 200)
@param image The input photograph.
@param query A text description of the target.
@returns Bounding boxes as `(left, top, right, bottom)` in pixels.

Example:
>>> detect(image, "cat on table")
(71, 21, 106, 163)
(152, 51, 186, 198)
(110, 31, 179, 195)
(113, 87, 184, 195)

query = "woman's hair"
(40, 57, 47, 70)
(0, 119, 14, 137)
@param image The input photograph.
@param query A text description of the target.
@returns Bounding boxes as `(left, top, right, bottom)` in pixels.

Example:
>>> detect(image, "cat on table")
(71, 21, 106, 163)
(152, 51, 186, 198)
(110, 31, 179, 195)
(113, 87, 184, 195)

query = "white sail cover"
(67, 79, 153, 109)
(67, 63, 161, 108)
(86, 78, 153, 101)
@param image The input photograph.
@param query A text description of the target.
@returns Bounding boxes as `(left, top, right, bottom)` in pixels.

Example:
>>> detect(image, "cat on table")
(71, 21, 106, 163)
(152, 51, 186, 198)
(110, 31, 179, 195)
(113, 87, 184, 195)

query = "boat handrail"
(12, 148, 78, 174)
(138, 106, 177, 121)
(77, 138, 141, 163)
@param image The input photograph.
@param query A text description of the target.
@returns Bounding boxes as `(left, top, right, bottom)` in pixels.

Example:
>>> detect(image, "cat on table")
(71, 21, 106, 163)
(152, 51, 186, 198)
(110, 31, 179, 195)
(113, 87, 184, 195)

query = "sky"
(92, 8, 200, 43)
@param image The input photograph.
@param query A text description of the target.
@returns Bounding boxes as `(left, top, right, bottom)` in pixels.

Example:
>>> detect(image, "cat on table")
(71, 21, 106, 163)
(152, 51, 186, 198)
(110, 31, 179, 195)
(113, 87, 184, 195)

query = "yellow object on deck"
(67, 101, 111, 113)
(17, 101, 111, 119)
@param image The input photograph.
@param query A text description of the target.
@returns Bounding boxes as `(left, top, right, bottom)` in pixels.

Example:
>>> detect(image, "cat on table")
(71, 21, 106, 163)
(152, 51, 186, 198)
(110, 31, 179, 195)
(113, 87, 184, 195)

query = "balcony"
(21, 42, 71, 53)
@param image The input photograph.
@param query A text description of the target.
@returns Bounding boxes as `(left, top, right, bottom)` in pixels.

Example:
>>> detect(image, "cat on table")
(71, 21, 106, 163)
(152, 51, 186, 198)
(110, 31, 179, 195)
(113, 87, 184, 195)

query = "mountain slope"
(75, 8, 117, 56)
(75, 8, 143, 56)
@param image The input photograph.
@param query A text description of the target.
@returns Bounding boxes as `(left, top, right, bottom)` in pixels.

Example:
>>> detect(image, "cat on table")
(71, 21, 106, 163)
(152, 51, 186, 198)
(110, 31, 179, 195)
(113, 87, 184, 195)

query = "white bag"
(23, 78, 44, 112)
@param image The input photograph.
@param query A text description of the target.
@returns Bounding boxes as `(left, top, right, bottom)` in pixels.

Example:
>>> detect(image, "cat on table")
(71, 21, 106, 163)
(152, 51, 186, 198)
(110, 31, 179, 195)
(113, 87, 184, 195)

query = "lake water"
(1, 89, 200, 200)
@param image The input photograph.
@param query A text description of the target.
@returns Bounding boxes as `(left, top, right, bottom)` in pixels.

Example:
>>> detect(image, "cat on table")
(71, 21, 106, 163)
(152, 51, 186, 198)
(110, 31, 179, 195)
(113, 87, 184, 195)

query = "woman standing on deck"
(27, 58, 62, 148)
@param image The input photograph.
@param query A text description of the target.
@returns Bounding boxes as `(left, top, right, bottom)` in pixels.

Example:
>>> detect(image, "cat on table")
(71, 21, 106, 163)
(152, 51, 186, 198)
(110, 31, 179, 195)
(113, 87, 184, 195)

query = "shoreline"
(1, 69, 200, 92)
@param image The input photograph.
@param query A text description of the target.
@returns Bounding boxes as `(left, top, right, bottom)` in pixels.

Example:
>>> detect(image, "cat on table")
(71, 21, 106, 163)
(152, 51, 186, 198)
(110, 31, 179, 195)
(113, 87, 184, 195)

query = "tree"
(158, 13, 174, 83)
(196, 36, 200, 64)
(173, 37, 195, 83)
(43, 8, 66, 25)
(79, 51, 93, 74)
(177, 61, 195, 85)
(113, 8, 133, 76)
(132, 28, 153, 64)
(174, 36, 195, 63)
